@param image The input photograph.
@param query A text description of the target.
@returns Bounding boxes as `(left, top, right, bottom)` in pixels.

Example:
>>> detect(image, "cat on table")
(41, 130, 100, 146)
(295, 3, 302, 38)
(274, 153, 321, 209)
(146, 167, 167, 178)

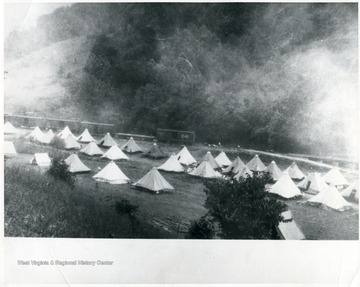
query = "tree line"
(5, 3, 357, 154)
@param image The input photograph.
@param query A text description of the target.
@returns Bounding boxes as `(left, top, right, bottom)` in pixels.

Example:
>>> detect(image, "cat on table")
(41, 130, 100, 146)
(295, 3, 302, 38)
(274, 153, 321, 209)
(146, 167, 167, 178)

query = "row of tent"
(228, 154, 356, 211)
(25, 126, 165, 159)
(12, 125, 357, 189)
(168, 150, 357, 211)
(27, 126, 118, 148)
(26, 146, 358, 210)
(7, 124, 359, 208)
(29, 152, 175, 193)
(11, 124, 357, 187)
(19, 125, 345, 186)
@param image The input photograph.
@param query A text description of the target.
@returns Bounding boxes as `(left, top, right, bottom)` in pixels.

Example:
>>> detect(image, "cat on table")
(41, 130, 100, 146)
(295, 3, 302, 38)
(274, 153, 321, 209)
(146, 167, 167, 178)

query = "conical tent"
(101, 145, 129, 161)
(201, 151, 220, 169)
(246, 154, 267, 172)
(233, 166, 253, 181)
(144, 143, 167, 159)
(77, 128, 96, 143)
(133, 167, 174, 192)
(341, 180, 359, 200)
(64, 135, 81, 150)
(283, 162, 305, 180)
(266, 161, 283, 181)
(223, 156, 246, 174)
(93, 161, 130, 184)
(307, 185, 352, 211)
(58, 126, 76, 139)
(26, 126, 44, 141)
(297, 172, 328, 194)
(215, 151, 232, 167)
(65, 154, 91, 173)
(80, 142, 104, 156)
(4, 141, 17, 156)
(4, 122, 17, 134)
(176, 146, 197, 166)
(158, 154, 184, 173)
(97, 132, 117, 147)
(268, 172, 302, 199)
(121, 137, 142, 153)
(189, 161, 222, 178)
(276, 210, 306, 240)
(39, 129, 55, 144)
(30, 153, 51, 167)
(322, 167, 349, 186)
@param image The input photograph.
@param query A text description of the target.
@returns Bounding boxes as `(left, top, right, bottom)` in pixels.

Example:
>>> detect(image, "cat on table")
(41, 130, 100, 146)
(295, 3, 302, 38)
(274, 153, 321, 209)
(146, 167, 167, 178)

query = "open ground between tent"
(4, 129, 359, 239)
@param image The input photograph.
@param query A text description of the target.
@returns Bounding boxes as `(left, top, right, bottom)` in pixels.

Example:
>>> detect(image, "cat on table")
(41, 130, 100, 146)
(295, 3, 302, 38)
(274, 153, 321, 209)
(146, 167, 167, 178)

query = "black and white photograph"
(3, 2, 359, 242)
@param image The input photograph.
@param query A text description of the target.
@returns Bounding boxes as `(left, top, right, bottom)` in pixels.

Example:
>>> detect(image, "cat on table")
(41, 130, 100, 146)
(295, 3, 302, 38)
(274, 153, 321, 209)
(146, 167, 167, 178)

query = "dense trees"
(187, 174, 288, 239)
(5, 3, 358, 154)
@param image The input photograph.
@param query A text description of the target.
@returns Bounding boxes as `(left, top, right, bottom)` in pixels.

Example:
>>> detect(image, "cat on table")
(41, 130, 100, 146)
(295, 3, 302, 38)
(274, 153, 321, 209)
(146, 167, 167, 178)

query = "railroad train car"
(46, 117, 81, 133)
(156, 128, 195, 145)
(4, 114, 46, 129)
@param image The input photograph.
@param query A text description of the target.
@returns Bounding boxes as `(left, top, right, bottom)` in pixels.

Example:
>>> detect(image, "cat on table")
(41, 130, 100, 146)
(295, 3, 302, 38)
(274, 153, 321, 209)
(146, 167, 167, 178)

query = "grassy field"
(4, 161, 174, 238)
(4, 129, 359, 239)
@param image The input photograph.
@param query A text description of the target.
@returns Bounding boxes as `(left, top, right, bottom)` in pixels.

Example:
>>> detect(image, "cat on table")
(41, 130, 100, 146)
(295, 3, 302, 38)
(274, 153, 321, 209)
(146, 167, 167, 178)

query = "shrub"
(186, 216, 215, 239)
(50, 136, 66, 150)
(5, 164, 171, 238)
(188, 173, 287, 239)
(46, 157, 76, 187)
(115, 199, 138, 217)
(13, 136, 46, 154)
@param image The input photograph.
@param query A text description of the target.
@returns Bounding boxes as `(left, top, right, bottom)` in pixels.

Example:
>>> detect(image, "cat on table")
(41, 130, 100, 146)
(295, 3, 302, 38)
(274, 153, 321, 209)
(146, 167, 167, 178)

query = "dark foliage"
(5, 164, 171, 238)
(5, 3, 357, 154)
(50, 136, 66, 150)
(46, 157, 76, 187)
(115, 199, 141, 238)
(197, 173, 287, 239)
(115, 199, 139, 217)
(186, 216, 215, 239)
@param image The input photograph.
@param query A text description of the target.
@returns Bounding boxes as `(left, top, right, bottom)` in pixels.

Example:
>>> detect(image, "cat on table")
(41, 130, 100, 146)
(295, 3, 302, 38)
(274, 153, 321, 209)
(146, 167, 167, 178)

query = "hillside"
(4, 36, 94, 118)
(4, 3, 358, 156)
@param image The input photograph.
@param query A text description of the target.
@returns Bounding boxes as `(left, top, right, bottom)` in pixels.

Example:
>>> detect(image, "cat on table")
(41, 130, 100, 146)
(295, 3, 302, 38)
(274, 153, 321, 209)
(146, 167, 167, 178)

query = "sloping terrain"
(4, 35, 93, 116)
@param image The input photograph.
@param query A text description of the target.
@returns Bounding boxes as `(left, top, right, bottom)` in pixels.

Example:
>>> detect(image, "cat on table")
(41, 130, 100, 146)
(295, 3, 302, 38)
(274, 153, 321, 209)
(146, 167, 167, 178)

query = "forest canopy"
(4, 3, 358, 155)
